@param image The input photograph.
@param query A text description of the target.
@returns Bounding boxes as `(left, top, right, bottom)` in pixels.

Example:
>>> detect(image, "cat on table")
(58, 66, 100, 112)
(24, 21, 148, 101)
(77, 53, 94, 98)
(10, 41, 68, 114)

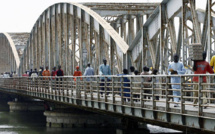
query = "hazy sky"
(0, 0, 205, 32)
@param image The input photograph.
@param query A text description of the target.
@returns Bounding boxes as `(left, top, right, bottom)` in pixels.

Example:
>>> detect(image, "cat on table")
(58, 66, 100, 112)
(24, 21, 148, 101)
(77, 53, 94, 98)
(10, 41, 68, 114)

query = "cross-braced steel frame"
(0, 0, 214, 76)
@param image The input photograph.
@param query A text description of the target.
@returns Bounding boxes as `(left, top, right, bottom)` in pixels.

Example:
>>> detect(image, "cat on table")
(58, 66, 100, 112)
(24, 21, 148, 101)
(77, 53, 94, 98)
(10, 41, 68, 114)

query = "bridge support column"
(44, 109, 121, 128)
(7, 101, 44, 112)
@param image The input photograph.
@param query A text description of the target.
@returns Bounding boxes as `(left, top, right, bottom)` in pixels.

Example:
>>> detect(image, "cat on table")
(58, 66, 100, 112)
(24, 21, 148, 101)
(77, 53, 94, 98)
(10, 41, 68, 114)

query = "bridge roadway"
(0, 75, 215, 133)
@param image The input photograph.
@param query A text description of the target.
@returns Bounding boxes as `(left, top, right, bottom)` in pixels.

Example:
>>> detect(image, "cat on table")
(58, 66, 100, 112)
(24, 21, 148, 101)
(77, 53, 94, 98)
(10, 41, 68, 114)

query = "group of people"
(1, 72, 17, 78)
(98, 58, 159, 102)
(17, 51, 215, 107)
(92, 53, 215, 107)
(169, 52, 214, 108)
(22, 65, 64, 79)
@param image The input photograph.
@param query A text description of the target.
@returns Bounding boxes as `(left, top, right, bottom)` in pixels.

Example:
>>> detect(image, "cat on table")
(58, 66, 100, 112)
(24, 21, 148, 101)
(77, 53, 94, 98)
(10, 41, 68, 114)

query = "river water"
(0, 101, 182, 134)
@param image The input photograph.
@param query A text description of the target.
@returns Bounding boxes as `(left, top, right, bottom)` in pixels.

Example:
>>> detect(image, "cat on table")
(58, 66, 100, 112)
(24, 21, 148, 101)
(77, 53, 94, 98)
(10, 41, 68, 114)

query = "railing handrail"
(3, 73, 215, 78)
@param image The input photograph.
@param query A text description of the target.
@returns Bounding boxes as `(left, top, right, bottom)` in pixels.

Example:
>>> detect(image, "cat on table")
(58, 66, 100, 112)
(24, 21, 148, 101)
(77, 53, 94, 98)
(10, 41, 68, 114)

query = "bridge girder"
(83, 3, 159, 17)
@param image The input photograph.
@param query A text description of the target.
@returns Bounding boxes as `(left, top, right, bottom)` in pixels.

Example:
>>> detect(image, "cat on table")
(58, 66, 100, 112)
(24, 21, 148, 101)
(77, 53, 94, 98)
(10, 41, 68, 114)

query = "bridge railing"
(0, 74, 215, 117)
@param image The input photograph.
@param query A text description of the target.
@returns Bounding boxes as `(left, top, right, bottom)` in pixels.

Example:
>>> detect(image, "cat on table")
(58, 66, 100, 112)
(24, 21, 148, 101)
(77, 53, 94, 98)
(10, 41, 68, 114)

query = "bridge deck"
(1, 76, 215, 133)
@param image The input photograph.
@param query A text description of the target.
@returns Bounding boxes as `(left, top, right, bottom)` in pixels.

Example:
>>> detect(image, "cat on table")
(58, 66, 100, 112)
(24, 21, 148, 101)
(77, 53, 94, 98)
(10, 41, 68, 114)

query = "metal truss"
(131, 0, 215, 74)
(19, 2, 133, 75)
(1, 1, 214, 75)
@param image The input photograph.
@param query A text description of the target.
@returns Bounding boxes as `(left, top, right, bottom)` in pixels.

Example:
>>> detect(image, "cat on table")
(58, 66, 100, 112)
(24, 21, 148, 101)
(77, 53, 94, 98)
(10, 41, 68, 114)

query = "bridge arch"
(19, 2, 129, 75)
(0, 33, 20, 73)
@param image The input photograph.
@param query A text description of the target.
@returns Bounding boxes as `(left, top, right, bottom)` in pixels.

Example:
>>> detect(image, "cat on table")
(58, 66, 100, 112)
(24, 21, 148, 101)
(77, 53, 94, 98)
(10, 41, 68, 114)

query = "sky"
(0, 0, 205, 33)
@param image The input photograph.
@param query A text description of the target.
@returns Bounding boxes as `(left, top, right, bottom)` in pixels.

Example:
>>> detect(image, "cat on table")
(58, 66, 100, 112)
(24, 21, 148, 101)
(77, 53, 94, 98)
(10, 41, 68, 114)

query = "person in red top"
(51, 67, 57, 79)
(193, 52, 214, 106)
(73, 66, 82, 81)
(22, 71, 29, 77)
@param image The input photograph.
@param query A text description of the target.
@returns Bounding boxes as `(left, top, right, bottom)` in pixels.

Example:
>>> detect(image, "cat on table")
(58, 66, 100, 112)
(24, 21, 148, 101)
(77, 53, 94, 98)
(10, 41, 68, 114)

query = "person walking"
(31, 70, 38, 78)
(22, 71, 29, 77)
(56, 65, 64, 88)
(56, 65, 64, 77)
(42, 66, 51, 90)
(128, 68, 138, 102)
(134, 70, 139, 75)
(168, 54, 186, 107)
(118, 69, 130, 102)
(73, 66, 82, 81)
(42, 66, 51, 79)
(193, 52, 214, 108)
(34, 68, 38, 75)
(38, 67, 44, 77)
(210, 54, 215, 71)
(84, 63, 94, 81)
(84, 63, 94, 91)
(129, 66, 135, 75)
(29, 69, 33, 77)
(31, 69, 39, 89)
(99, 58, 111, 96)
(51, 67, 57, 79)
(152, 69, 159, 100)
(141, 66, 152, 99)
(51, 67, 57, 89)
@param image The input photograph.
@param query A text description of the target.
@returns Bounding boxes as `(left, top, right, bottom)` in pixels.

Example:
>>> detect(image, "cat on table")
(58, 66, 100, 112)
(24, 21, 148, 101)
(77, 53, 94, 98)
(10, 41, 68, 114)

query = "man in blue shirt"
(83, 63, 94, 91)
(168, 54, 186, 107)
(99, 59, 111, 96)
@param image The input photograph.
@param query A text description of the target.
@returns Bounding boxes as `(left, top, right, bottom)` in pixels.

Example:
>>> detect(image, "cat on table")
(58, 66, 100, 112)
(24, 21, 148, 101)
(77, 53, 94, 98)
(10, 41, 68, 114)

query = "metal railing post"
(165, 76, 170, 111)
(180, 76, 185, 114)
(43, 77, 46, 95)
(112, 77, 115, 105)
(84, 77, 87, 100)
(130, 76, 133, 106)
(71, 77, 74, 97)
(208, 75, 211, 104)
(104, 77, 107, 102)
(90, 77, 93, 100)
(152, 77, 155, 110)
(198, 76, 203, 116)
(61, 77, 65, 96)
(97, 77, 100, 101)
(38, 77, 41, 93)
(51, 77, 53, 95)
(66, 77, 69, 99)
(76, 77, 80, 99)
(140, 76, 144, 108)
(121, 76, 124, 105)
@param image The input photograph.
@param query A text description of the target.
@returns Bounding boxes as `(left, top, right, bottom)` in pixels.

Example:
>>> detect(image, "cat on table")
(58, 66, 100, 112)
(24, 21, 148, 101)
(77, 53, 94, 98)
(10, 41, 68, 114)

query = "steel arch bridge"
(0, 0, 214, 75)
(1, 0, 215, 133)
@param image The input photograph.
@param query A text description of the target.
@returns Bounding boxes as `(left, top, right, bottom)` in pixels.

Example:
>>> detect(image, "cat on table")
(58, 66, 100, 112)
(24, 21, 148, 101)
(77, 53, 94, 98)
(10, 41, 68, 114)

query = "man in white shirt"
(84, 63, 94, 81)
(168, 54, 186, 107)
